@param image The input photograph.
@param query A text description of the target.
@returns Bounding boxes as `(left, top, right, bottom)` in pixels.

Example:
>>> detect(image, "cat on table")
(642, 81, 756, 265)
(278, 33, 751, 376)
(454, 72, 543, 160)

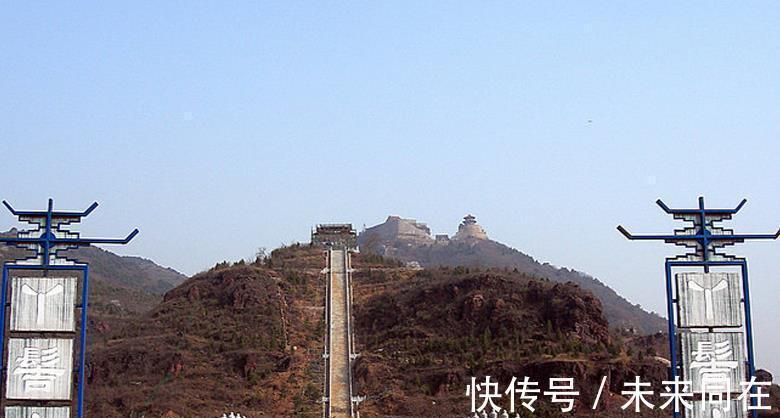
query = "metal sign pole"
(619, 197, 779, 418)
(0, 199, 137, 418)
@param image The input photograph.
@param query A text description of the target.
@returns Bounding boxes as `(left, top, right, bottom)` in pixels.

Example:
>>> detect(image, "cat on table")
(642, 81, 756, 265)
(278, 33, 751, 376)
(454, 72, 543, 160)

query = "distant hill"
(0, 229, 186, 316)
(357, 215, 666, 334)
(69, 245, 186, 296)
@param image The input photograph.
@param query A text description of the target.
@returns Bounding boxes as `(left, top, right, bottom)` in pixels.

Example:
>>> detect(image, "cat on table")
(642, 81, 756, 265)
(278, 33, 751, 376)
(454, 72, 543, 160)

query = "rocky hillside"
(358, 216, 665, 334)
(74, 244, 778, 417)
(88, 245, 671, 417)
(350, 254, 671, 417)
(86, 244, 326, 418)
(350, 255, 780, 417)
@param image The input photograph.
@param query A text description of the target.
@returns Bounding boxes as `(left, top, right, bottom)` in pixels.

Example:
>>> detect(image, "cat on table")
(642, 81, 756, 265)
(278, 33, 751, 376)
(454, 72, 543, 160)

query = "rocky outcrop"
(361, 216, 434, 246)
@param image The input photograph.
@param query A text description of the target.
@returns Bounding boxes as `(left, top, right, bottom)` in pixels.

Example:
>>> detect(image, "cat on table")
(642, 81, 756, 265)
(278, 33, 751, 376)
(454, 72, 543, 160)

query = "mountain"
(357, 215, 666, 334)
(85, 244, 669, 417)
(77, 244, 779, 417)
(2, 228, 774, 416)
(77, 246, 186, 295)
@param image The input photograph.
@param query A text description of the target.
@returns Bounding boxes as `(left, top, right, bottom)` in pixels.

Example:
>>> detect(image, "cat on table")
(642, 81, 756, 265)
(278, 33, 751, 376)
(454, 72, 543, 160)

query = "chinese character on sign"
(687, 278, 728, 321)
(6, 338, 73, 400)
(22, 283, 63, 326)
(690, 339, 739, 394)
(682, 332, 745, 393)
(12, 346, 65, 392)
(678, 273, 743, 328)
(10, 277, 76, 332)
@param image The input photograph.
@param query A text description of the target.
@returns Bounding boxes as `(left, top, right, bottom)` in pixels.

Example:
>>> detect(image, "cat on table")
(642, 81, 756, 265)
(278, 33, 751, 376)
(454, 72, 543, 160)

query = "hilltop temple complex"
(359, 214, 488, 248)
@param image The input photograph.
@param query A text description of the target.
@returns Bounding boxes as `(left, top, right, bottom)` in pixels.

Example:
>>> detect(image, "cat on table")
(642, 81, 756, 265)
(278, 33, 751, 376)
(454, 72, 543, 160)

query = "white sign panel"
(5, 338, 73, 400)
(677, 273, 743, 328)
(681, 331, 745, 394)
(10, 277, 76, 332)
(689, 400, 744, 418)
(5, 406, 71, 418)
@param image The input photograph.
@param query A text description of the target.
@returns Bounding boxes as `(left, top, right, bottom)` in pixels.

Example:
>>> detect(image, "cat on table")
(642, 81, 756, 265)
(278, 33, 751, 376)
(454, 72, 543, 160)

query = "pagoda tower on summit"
(454, 214, 488, 240)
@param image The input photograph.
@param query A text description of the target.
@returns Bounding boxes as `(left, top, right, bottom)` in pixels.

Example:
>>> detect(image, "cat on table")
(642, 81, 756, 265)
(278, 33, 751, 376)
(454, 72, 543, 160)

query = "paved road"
(328, 249, 352, 418)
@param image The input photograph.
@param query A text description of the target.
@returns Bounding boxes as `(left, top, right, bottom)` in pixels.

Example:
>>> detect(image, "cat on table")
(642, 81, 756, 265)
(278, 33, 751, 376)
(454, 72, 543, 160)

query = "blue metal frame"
(0, 199, 137, 418)
(664, 260, 755, 418)
(619, 197, 778, 418)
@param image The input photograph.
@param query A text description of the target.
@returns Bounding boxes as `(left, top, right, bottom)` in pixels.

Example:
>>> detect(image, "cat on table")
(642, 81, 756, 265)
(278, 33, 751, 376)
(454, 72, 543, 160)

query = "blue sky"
(2, 2, 780, 372)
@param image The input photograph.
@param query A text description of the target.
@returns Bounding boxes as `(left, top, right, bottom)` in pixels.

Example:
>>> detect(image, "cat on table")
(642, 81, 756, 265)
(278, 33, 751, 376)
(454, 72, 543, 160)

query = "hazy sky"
(2, 2, 780, 373)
